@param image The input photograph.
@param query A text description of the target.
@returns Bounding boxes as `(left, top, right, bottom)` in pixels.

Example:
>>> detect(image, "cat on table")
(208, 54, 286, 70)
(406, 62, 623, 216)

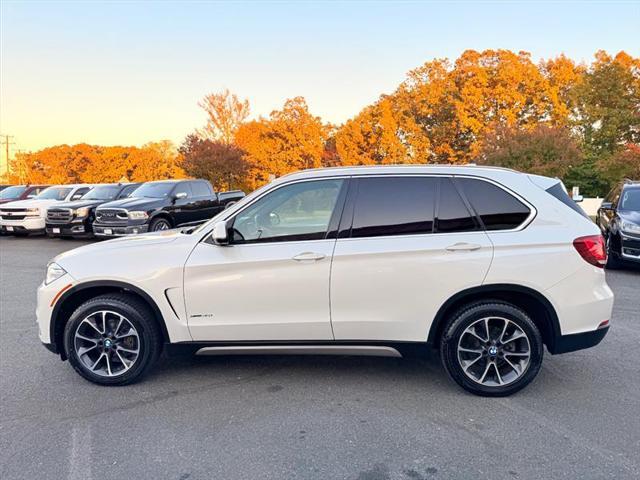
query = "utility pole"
(0, 134, 16, 178)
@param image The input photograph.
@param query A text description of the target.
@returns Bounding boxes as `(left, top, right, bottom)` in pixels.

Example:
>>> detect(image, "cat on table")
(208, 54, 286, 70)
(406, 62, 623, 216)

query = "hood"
(53, 199, 106, 209)
(0, 198, 23, 204)
(55, 230, 187, 263)
(619, 211, 640, 225)
(98, 197, 165, 211)
(0, 198, 60, 209)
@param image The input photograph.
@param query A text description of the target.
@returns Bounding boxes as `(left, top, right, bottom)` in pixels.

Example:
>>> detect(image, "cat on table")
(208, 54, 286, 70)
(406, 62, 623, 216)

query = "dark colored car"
(0, 184, 49, 204)
(597, 179, 640, 268)
(92, 179, 245, 237)
(45, 183, 141, 238)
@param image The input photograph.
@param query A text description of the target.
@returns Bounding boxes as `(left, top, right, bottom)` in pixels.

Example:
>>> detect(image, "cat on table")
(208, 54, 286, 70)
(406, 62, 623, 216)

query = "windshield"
(82, 185, 121, 200)
(133, 182, 176, 198)
(35, 187, 72, 200)
(0, 186, 26, 199)
(619, 188, 640, 211)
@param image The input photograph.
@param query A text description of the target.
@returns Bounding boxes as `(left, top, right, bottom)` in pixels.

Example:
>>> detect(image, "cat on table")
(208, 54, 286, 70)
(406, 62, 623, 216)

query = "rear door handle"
(292, 252, 326, 262)
(445, 242, 482, 252)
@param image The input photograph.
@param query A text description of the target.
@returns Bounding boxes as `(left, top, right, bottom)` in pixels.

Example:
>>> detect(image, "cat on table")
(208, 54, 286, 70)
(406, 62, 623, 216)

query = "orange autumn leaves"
(8, 141, 185, 185)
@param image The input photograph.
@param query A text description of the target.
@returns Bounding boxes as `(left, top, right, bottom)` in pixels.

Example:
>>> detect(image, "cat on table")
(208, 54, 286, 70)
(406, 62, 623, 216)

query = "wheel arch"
(150, 211, 174, 227)
(427, 284, 561, 352)
(51, 280, 170, 360)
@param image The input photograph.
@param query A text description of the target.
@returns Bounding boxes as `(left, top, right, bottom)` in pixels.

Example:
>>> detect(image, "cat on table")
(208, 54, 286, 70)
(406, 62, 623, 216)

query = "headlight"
(128, 211, 148, 220)
(74, 207, 90, 217)
(45, 262, 67, 285)
(621, 220, 640, 235)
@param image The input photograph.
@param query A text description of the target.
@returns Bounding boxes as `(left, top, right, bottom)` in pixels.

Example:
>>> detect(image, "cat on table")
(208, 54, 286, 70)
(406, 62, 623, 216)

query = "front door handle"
(445, 242, 482, 252)
(292, 252, 326, 262)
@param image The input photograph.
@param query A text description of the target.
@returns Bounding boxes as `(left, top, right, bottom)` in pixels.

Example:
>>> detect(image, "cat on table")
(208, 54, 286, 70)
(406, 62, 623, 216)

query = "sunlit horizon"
(1, 0, 639, 156)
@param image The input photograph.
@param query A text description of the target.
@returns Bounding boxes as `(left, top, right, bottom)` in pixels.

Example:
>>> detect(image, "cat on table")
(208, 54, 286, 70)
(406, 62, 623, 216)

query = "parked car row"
(0, 180, 245, 238)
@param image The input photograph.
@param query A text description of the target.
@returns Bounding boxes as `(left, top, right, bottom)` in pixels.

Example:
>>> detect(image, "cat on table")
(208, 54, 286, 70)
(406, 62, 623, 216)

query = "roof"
(277, 164, 525, 183)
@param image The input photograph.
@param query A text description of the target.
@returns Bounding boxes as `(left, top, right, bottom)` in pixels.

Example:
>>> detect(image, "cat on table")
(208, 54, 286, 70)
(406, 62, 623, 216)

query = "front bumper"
(0, 217, 45, 233)
(46, 220, 93, 238)
(93, 223, 149, 237)
(36, 276, 74, 345)
(620, 233, 640, 263)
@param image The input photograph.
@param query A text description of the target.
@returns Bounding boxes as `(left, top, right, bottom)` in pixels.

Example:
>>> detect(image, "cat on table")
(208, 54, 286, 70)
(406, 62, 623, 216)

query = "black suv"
(92, 179, 244, 237)
(46, 183, 141, 238)
(597, 179, 640, 268)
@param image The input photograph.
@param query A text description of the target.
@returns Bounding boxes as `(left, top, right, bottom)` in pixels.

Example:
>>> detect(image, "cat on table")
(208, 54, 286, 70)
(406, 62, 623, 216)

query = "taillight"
(573, 235, 607, 268)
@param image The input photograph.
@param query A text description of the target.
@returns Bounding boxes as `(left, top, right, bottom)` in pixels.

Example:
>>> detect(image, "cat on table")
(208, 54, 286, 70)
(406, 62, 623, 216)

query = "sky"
(1, 0, 639, 157)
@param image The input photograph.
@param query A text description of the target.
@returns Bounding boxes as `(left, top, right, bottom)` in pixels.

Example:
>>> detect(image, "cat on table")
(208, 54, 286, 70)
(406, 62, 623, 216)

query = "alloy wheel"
(73, 310, 140, 377)
(457, 316, 531, 387)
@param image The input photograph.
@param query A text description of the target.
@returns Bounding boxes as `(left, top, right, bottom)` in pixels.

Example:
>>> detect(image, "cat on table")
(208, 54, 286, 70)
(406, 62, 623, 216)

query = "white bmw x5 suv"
(37, 166, 613, 396)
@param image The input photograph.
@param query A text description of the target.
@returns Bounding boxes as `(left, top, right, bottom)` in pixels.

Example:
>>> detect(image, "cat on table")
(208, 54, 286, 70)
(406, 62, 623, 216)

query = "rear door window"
(173, 182, 193, 198)
(436, 178, 477, 233)
(191, 181, 211, 197)
(351, 176, 436, 238)
(456, 177, 531, 230)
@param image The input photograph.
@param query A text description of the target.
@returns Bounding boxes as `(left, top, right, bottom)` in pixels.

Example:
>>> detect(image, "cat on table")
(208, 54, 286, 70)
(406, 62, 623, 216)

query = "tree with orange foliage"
(198, 89, 251, 144)
(6, 142, 185, 184)
(179, 134, 249, 191)
(235, 97, 327, 189)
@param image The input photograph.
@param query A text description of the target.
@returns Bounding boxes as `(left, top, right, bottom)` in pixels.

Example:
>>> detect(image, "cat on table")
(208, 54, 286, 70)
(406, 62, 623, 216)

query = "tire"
(63, 293, 162, 386)
(605, 234, 623, 269)
(440, 301, 543, 397)
(149, 217, 172, 232)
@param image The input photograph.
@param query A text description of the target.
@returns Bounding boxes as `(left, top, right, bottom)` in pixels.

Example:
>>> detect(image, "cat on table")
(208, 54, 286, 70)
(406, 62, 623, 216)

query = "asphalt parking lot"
(1, 236, 639, 480)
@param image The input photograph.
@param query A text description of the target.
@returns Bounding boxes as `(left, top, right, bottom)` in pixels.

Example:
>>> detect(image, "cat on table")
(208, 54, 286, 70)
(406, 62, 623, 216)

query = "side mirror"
(572, 194, 584, 203)
(600, 202, 613, 211)
(174, 191, 188, 201)
(71, 194, 83, 200)
(211, 221, 229, 245)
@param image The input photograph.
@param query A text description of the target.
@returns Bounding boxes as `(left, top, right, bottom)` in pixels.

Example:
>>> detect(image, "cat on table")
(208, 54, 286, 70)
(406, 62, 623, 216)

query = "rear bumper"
(548, 325, 609, 354)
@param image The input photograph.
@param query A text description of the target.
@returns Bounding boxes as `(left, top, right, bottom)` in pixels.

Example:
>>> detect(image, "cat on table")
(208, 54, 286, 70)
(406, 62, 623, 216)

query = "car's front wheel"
(63, 294, 162, 385)
(440, 301, 543, 397)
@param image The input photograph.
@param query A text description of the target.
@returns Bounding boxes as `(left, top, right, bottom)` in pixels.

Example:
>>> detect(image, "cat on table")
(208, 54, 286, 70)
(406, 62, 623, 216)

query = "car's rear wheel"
(440, 301, 543, 397)
(63, 294, 162, 385)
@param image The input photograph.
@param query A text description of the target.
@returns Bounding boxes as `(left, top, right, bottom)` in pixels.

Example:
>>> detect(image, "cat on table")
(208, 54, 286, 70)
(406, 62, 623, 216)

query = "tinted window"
(83, 185, 121, 200)
(36, 187, 72, 200)
(233, 179, 344, 243)
(71, 188, 90, 200)
(620, 188, 640, 211)
(437, 178, 477, 233)
(173, 182, 192, 198)
(351, 177, 436, 238)
(457, 177, 530, 230)
(134, 182, 176, 198)
(0, 186, 26, 199)
(544, 182, 590, 219)
(191, 181, 211, 197)
(118, 184, 139, 199)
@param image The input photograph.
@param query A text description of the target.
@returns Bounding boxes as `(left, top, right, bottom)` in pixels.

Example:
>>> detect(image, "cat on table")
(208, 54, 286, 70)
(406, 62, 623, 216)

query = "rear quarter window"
(543, 182, 590, 219)
(456, 177, 531, 230)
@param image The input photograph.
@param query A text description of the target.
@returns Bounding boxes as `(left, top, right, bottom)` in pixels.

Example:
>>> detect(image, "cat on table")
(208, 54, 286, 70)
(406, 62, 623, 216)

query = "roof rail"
(623, 178, 640, 184)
